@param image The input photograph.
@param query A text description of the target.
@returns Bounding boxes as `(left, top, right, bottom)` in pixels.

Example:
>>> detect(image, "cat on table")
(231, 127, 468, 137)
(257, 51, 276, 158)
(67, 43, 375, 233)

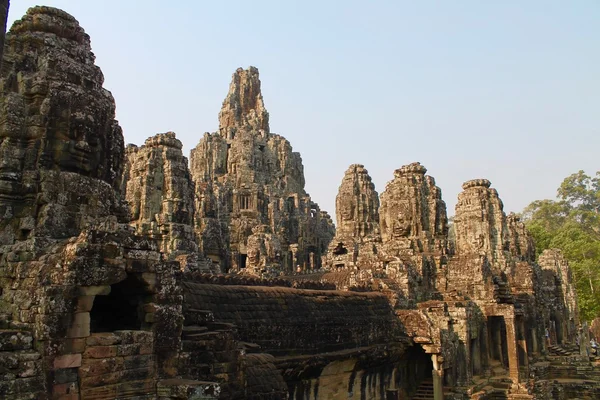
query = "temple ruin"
(0, 5, 598, 400)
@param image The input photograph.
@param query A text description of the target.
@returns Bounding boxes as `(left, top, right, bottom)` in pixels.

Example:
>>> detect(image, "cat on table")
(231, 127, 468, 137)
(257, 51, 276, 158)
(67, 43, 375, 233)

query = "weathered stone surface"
(506, 212, 536, 263)
(190, 67, 334, 275)
(453, 179, 508, 266)
(380, 163, 447, 246)
(121, 132, 213, 272)
(378, 163, 448, 300)
(335, 164, 380, 240)
(0, 6, 591, 400)
(0, 6, 126, 244)
(325, 164, 381, 273)
(539, 249, 579, 340)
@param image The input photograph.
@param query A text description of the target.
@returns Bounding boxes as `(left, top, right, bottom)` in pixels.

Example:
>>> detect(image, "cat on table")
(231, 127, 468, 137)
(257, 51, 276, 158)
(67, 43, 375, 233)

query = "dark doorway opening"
(239, 253, 247, 269)
(90, 274, 148, 333)
(401, 346, 433, 398)
(488, 316, 509, 369)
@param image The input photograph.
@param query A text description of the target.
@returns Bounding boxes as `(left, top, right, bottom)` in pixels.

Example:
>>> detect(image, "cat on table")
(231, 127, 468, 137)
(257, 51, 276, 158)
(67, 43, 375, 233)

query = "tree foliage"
(523, 170, 600, 321)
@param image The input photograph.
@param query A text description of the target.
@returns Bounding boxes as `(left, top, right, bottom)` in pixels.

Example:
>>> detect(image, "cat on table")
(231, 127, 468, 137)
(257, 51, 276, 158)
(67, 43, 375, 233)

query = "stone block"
(123, 354, 154, 370)
(53, 367, 79, 384)
(80, 356, 124, 377)
(86, 332, 121, 346)
(75, 296, 95, 312)
(83, 345, 118, 359)
(80, 367, 153, 389)
(53, 354, 82, 370)
(118, 343, 142, 356)
(62, 338, 86, 353)
(53, 381, 79, 396)
(116, 379, 155, 397)
(66, 312, 90, 338)
(80, 385, 117, 399)
(77, 286, 111, 296)
(0, 330, 33, 351)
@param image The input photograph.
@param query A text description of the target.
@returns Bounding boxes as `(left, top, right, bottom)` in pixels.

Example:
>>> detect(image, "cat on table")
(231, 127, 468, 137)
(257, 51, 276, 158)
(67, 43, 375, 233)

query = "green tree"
(522, 170, 600, 321)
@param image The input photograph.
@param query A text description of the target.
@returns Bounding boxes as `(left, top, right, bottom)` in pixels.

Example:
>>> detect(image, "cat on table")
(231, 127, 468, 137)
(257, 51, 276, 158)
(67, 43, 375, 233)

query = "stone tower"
(0, 6, 125, 244)
(122, 132, 211, 271)
(378, 162, 448, 300)
(453, 179, 509, 268)
(190, 67, 334, 274)
(326, 164, 381, 271)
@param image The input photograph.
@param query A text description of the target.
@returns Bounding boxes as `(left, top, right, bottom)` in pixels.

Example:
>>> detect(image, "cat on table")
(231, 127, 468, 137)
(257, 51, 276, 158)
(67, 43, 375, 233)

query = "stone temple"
(0, 5, 597, 400)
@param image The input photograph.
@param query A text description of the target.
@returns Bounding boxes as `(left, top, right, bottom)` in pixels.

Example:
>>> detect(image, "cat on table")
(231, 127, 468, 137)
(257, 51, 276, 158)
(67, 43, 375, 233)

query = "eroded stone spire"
(453, 179, 508, 265)
(379, 162, 447, 244)
(191, 67, 333, 274)
(335, 164, 380, 240)
(218, 66, 270, 136)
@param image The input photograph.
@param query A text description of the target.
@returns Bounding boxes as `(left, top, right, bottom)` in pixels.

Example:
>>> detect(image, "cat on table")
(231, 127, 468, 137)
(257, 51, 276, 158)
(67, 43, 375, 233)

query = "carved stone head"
(0, 6, 124, 195)
(392, 205, 411, 238)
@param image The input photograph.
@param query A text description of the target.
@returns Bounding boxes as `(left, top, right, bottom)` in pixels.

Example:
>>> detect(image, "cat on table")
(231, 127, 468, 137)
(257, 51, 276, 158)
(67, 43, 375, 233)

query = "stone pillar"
(580, 322, 591, 357)
(531, 327, 538, 355)
(431, 354, 444, 400)
(493, 323, 504, 365)
(517, 319, 528, 371)
(504, 317, 520, 382)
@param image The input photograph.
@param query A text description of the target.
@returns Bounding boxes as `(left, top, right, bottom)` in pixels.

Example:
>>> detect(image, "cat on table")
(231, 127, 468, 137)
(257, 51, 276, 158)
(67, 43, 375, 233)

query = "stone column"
(531, 327, 538, 355)
(504, 317, 519, 382)
(517, 319, 529, 370)
(431, 354, 444, 400)
(493, 323, 504, 365)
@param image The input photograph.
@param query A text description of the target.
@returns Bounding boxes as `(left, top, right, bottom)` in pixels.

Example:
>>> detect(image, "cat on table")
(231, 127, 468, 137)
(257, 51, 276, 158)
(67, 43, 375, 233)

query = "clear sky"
(8, 1, 599, 217)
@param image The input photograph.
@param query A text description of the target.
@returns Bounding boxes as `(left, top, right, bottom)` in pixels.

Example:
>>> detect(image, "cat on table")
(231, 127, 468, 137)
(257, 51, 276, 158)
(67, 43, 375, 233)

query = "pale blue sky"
(8, 1, 599, 217)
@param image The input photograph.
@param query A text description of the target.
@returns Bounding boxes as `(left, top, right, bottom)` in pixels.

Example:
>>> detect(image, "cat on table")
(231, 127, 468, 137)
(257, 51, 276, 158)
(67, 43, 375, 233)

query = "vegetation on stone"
(523, 170, 600, 321)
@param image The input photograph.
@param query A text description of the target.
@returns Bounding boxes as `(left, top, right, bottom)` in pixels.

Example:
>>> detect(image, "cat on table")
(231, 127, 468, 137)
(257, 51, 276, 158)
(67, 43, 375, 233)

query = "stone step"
(181, 326, 209, 339)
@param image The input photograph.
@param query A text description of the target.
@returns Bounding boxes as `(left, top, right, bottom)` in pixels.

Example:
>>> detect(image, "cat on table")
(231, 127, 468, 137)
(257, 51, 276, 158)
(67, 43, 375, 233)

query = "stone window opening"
(333, 242, 348, 255)
(239, 253, 247, 269)
(89, 274, 150, 333)
(239, 193, 251, 210)
(286, 197, 295, 213)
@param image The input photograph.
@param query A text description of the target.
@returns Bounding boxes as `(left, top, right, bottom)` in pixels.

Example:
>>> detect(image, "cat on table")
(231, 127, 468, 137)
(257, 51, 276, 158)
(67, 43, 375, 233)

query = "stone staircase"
(528, 343, 600, 398)
(548, 344, 574, 357)
(469, 360, 512, 400)
(411, 378, 434, 400)
(179, 309, 241, 398)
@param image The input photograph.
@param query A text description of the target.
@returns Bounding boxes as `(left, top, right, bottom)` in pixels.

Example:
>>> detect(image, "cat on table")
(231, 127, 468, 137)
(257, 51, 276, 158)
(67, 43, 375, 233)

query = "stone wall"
(182, 282, 406, 356)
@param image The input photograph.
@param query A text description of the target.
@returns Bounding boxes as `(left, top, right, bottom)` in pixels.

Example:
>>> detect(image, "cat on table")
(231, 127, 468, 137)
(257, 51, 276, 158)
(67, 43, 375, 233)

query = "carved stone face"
(339, 201, 354, 221)
(0, 7, 123, 189)
(392, 208, 411, 237)
(247, 247, 260, 265)
(45, 97, 105, 176)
